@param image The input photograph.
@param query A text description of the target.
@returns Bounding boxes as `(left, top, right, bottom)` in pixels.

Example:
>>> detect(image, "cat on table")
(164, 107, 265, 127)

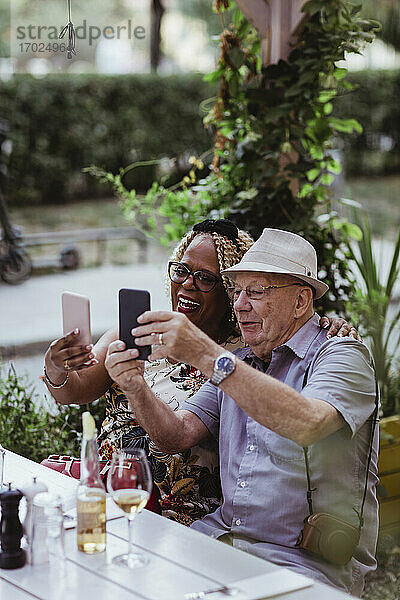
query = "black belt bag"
(295, 368, 378, 566)
(296, 512, 361, 566)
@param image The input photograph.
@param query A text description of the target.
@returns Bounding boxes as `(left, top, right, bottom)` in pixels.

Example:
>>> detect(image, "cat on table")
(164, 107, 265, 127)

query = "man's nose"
(234, 290, 251, 310)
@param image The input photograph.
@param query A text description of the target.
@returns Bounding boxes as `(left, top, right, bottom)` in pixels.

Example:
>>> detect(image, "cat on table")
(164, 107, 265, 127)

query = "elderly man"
(106, 228, 378, 597)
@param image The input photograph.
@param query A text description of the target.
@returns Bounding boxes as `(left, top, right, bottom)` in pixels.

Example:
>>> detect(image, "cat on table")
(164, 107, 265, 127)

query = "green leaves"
(332, 218, 363, 241)
(302, 0, 326, 16)
(236, 188, 258, 200)
(319, 173, 334, 185)
(85, 1, 377, 320)
(326, 157, 342, 174)
(306, 168, 320, 182)
(0, 364, 105, 461)
(338, 207, 400, 413)
(329, 117, 363, 134)
(203, 68, 225, 83)
(333, 67, 348, 80)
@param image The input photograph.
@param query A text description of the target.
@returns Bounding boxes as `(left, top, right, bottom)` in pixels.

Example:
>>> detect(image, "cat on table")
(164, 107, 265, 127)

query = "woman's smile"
(177, 294, 201, 314)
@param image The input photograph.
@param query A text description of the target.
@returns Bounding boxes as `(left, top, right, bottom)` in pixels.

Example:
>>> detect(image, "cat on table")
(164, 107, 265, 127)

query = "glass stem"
(127, 516, 134, 556)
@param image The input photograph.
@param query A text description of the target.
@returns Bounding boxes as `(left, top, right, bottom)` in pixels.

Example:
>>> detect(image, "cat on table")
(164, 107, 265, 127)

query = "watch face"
(217, 356, 235, 374)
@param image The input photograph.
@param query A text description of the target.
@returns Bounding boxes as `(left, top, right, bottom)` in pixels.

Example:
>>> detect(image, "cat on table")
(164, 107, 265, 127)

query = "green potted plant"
(337, 206, 400, 534)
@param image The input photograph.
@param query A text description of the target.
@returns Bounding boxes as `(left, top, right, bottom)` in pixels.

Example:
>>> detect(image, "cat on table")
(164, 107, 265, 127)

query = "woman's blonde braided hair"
(166, 223, 254, 342)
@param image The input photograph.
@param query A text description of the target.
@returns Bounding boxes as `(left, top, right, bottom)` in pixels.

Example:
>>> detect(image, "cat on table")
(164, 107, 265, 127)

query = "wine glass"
(107, 448, 153, 568)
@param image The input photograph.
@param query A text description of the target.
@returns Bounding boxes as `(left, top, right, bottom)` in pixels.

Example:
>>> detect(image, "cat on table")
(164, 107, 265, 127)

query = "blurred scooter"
(0, 120, 32, 285)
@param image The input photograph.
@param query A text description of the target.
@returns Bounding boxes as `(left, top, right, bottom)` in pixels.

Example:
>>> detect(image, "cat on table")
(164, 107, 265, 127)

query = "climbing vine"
(88, 0, 379, 313)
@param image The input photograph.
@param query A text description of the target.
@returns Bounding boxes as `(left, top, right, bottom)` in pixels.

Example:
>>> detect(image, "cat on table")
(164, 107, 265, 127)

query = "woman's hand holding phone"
(45, 329, 98, 380)
(105, 340, 145, 394)
(103, 288, 150, 393)
(118, 289, 151, 360)
(45, 290, 98, 377)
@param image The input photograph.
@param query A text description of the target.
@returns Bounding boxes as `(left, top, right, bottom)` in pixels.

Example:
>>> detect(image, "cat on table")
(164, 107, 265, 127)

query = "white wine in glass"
(112, 488, 150, 515)
(107, 448, 152, 568)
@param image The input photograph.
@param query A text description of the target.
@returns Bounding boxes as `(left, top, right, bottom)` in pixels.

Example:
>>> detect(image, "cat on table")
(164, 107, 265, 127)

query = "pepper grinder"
(0, 484, 26, 569)
(19, 477, 48, 564)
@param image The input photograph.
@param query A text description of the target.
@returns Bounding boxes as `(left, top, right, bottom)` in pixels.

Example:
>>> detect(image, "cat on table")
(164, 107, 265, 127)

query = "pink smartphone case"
(62, 291, 91, 345)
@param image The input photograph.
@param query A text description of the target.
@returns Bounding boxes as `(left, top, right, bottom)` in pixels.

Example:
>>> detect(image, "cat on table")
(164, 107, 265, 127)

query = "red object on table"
(40, 455, 161, 514)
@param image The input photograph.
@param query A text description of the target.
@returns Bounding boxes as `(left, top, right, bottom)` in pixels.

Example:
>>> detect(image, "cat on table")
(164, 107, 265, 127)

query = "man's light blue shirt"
(182, 314, 378, 596)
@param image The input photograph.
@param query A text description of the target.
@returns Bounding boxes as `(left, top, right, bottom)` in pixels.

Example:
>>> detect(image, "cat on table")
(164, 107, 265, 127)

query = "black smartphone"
(118, 288, 151, 360)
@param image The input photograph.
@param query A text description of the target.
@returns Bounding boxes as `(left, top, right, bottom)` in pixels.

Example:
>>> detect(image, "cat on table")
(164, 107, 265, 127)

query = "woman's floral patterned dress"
(98, 359, 221, 526)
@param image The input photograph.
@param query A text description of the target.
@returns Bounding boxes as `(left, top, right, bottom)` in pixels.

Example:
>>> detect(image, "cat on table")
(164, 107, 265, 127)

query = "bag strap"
(301, 364, 379, 530)
(356, 378, 379, 528)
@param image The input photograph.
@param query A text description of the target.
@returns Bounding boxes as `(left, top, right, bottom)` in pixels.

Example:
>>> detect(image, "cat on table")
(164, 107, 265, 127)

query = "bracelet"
(43, 366, 69, 389)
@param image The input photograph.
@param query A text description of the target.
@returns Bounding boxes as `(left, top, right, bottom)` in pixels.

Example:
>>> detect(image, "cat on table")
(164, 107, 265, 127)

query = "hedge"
(334, 69, 400, 177)
(0, 70, 398, 205)
(0, 74, 215, 205)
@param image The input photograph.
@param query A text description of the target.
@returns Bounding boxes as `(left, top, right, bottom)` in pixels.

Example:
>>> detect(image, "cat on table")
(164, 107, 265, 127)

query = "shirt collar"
(238, 313, 321, 366)
(236, 346, 268, 372)
(281, 313, 321, 359)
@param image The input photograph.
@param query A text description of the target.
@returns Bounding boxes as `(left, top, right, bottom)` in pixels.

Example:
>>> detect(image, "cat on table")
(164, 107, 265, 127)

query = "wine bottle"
(76, 412, 106, 554)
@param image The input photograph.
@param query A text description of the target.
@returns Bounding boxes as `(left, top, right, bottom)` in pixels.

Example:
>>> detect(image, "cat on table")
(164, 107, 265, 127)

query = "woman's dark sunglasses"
(168, 261, 221, 292)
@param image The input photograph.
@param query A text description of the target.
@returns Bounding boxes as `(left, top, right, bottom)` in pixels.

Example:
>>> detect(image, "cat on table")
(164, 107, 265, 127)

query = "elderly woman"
(43, 219, 357, 524)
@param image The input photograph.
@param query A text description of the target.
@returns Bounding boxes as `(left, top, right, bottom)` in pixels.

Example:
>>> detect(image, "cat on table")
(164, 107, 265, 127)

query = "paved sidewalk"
(0, 261, 171, 357)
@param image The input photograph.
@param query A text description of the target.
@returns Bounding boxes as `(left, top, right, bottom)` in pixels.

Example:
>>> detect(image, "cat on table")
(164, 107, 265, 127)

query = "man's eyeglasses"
(227, 283, 304, 301)
(168, 261, 221, 292)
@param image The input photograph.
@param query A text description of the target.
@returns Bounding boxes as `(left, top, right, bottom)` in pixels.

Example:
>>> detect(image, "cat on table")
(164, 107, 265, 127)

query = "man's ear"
(294, 287, 313, 318)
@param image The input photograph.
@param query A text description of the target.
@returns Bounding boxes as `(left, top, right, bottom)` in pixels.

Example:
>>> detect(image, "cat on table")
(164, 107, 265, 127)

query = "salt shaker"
(19, 477, 48, 564)
(31, 492, 64, 565)
(0, 483, 26, 569)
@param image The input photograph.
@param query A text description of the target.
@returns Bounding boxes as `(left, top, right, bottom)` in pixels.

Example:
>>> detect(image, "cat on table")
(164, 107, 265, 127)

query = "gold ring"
(158, 333, 164, 346)
(64, 359, 70, 371)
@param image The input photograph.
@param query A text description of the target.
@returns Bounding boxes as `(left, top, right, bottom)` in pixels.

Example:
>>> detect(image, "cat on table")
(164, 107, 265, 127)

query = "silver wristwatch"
(210, 351, 236, 386)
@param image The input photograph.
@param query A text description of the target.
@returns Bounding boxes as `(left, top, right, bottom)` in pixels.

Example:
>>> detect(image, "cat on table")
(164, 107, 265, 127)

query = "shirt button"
(240, 481, 246, 488)
(249, 445, 255, 451)
(235, 519, 241, 526)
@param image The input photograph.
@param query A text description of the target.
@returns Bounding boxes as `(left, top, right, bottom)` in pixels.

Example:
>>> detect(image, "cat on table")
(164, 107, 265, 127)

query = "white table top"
(0, 450, 354, 600)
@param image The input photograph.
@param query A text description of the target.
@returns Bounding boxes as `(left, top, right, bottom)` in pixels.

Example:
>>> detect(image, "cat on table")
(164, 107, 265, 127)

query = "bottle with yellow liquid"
(77, 412, 106, 554)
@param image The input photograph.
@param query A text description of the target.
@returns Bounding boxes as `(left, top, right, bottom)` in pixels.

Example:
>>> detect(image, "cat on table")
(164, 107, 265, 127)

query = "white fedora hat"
(222, 228, 329, 300)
